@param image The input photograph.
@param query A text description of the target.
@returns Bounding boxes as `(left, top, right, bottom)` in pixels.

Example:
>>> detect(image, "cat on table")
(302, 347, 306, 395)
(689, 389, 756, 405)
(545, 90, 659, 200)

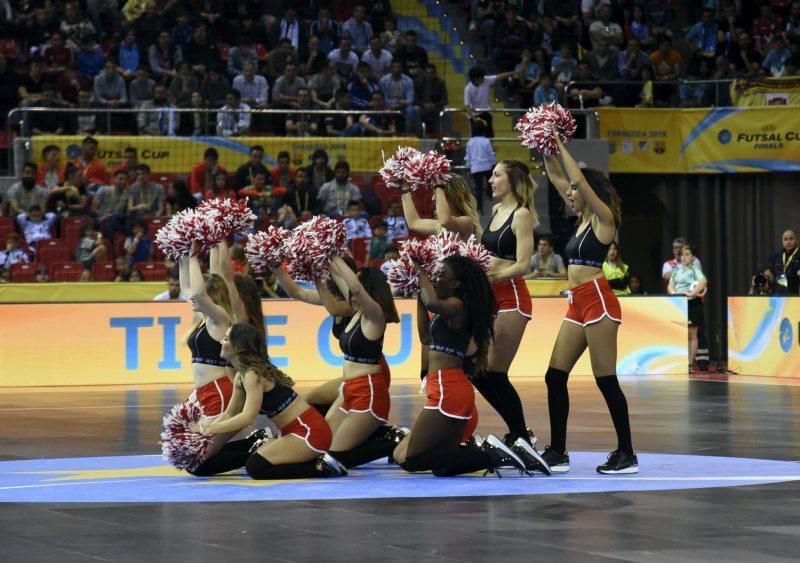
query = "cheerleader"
(542, 132, 637, 474)
(393, 255, 528, 477)
(479, 159, 549, 472)
(189, 323, 344, 479)
(325, 257, 402, 468)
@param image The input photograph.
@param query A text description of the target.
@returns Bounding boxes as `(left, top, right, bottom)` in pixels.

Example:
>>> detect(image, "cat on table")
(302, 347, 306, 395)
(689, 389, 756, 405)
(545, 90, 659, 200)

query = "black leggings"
(401, 412, 489, 476)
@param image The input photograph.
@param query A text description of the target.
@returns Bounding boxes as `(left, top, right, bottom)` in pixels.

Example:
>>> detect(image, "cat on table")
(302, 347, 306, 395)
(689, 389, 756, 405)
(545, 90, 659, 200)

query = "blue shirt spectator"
(343, 6, 374, 53)
(534, 76, 559, 105)
(685, 11, 718, 55)
(762, 41, 792, 76)
(76, 42, 105, 79)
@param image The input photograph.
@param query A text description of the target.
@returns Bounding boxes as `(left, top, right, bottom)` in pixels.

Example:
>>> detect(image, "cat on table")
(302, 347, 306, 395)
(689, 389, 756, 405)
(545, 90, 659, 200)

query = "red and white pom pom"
(386, 237, 439, 294)
(286, 216, 348, 282)
(245, 226, 290, 272)
(459, 235, 492, 272)
(514, 103, 577, 156)
(386, 255, 419, 296)
(405, 150, 452, 192)
(379, 146, 420, 190)
(160, 400, 213, 471)
(155, 209, 200, 261)
(198, 197, 257, 236)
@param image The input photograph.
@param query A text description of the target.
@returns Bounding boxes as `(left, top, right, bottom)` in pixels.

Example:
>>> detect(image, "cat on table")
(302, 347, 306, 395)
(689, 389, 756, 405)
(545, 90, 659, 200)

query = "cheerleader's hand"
(188, 422, 202, 434)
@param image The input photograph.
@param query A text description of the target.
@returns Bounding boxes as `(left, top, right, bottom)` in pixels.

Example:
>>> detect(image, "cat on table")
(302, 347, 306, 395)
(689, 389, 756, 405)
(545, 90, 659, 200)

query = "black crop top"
(429, 314, 470, 358)
(331, 315, 351, 339)
(338, 317, 383, 364)
(481, 206, 519, 261)
(564, 221, 612, 269)
(188, 322, 233, 367)
(260, 384, 298, 418)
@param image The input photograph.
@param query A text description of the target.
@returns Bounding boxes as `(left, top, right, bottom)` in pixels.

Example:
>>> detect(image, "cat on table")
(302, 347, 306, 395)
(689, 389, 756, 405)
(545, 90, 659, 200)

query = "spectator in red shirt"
(204, 170, 238, 201)
(72, 136, 108, 189)
(42, 32, 74, 76)
(753, 2, 785, 54)
(238, 171, 273, 219)
(37, 145, 65, 188)
(270, 150, 296, 189)
(189, 147, 227, 196)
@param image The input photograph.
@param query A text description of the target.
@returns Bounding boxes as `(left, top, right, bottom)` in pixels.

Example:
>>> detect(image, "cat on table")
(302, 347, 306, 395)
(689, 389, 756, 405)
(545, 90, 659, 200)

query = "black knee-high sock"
(476, 371, 528, 441)
(545, 367, 569, 453)
(245, 454, 324, 479)
(188, 441, 251, 476)
(330, 440, 397, 468)
(596, 375, 633, 455)
(400, 445, 489, 476)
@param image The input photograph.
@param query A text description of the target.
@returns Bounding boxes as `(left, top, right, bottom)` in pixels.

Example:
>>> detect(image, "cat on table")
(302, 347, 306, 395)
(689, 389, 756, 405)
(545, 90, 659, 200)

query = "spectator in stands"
(16, 205, 57, 247)
(233, 60, 269, 109)
(61, 2, 96, 50)
(761, 229, 799, 294)
(667, 244, 707, 372)
(414, 63, 447, 134)
(308, 62, 342, 108)
(645, 0, 672, 39)
(359, 90, 396, 136)
(18, 59, 47, 107)
(51, 163, 90, 217)
(603, 241, 631, 295)
(586, 38, 621, 81)
(55, 63, 82, 107)
(177, 24, 215, 78)
(217, 89, 251, 136)
(525, 235, 566, 279)
(492, 5, 532, 71)
(128, 164, 165, 218)
(589, 5, 624, 49)
(348, 61, 381, 109)
(227, 39, 258, 79)
(508, 49, 542, 106)
(273, 62, 306, 108)
(284, 167, 317, 216)
(10, 163, 48, 216)
(343, 200, 372, 241)
(285, 87, 321, 136)
(362, 34, 393, 78)
(367, 221, 388, 263)
(662, 237, 702, 286)
(301, 35, 329, 77)
(763, 36, 793, 75)
(168, 62, 199, 107)
(379, 60, 420, 135)
(270, 151, 296, 189)
(567, 62, 605, 107)
(344, 5, 373, 55)
(629, 274, 646, 295)
(42, 32, 74, 76)
(204, 170, 237, 201)
(551, 43, 579, 94)
(380, 242, 398, 277)
(93, 169, 130, 238)
(685, 8, 719, 68)
(465, 117, 494, 213)
(729, 31, 763, 75)
(238, 171, 273, 219)
(30, 84, 67, 135)
(317, 160, 360, 217)
(129, 66, 156, 108)
(153, 271, 184, 300)
(544, 0, 581, 49)
(124, 218, 153, 267)
(113, 255, 130, 281)
(149, 30, 182, 82)
(535, 15, 558, 64)
(37, 146, 65, 189)
(165, 179, 196, 216)
(679, 61, 713, 107)
(114, 147, 139, 178)
(72, 89, 102, 135)
(93, 59, 128, 108)
(749, 266, 790, 296)
(383, 200, 408, 240)
(0, 54, 20, 127)
(394, 30, 428, 78)
(75, 222, 107, 270)
(76, 35, 105, 80)
(200, 66, 230, 108)
(267, 38, 300, 84)
(306, 149, 335, 192)
(328, 35, 359, 81)
(533, 73, 559, 105)
(189, 147, 226, 195)
(117, 28, 143, 81)
(86, 0, 122, 36)
(649, 35, 682, 106)
(0, 233, 29, 269)
(73, 136, 108, 188)
(170, 10, 193, 49)
(311, 7, 341, 56)
(137, 83, 178, 135)
(619, 37, 651, 81)
(381, 15, 400, 51)
(234, 146, 268, 191)
(754, 2, 785, 55)
(326, 88, 360, 136)
(785, 1, 800, 48)
(627, 4, 654, 50)
(464, 66, 521, 137)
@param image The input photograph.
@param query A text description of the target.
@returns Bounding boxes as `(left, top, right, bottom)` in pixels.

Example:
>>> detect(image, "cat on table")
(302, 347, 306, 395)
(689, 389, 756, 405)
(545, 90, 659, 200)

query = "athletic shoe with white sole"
(596, 450, 639, 474)
(318, 453, 348, 477)
(512, 438, 552, 476)
(503, 427, 538, 449)
(538, 446, 570, 473)
(482, 434, 531, 478)
(247, 428, 275, 453)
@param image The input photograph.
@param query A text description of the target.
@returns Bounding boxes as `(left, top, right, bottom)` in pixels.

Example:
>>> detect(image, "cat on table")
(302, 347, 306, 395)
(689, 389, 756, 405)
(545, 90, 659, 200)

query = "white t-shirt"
(464, 75, 497, 111)
(465, 136, 496, 174)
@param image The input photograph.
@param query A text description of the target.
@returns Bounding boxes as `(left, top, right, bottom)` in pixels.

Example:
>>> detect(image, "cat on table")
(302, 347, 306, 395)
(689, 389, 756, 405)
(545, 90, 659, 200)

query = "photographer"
(748, 267, 789, 296)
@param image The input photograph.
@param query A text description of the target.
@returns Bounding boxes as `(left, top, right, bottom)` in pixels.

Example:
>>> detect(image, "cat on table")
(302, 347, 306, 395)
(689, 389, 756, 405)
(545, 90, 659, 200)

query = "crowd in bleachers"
(472, 0, 800, 108)
(0, 0, 453, 136)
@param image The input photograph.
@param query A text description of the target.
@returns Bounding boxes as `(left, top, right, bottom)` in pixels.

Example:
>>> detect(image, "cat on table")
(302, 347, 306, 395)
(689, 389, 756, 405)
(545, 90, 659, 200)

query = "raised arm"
(213, 239, 247, 325)
(179, 256, 192, 301)
(401, 183, 438, 234)
(488, 207, 534, 282)
(417, 296, 431, 345)
(314, 278, 356, 317)
(189, 246, 231, 332)
(543, 153, 571, 205)
(416, 262, 464, 320)
(435, 185, 475, 239)
(273, 265, 322, 305)
(554, 134, 615, 229)
(329, 256, 384, 322)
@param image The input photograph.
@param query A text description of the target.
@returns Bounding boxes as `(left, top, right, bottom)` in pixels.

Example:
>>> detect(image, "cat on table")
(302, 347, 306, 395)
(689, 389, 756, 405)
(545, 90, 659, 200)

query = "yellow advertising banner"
(31, 136, 420, 176)
(727, 296, 800, 377)
(597, 107, 800, 174)
(0, 297, 687, 387)
(730, 76, 800, 107)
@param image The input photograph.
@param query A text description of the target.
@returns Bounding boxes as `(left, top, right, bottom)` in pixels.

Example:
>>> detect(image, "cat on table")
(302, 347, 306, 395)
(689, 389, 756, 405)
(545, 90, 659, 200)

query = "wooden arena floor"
(1, 376, 799, 562)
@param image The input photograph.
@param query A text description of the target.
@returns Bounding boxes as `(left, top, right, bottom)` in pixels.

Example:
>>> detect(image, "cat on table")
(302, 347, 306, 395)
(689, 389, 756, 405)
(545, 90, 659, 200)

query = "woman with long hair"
(393, 255, 528, 476)
(603, 241, 631, 296)
(541, 131, 637, 474)
(667, 244, 707, 373)
(478, 159, 549, 472)
(188, 323, 344, 479)
(324, 257, 402, 468)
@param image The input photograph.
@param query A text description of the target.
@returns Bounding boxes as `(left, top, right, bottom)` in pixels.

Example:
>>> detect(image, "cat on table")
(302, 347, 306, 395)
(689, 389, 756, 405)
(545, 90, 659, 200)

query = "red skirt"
(281, 407, 333, 453)
(492, 276, 532, 318)
(193, 376, 233, 418)
(339, 373, 391, 422)
(423, 368, 474, 420)
(564, 277, 622, 326)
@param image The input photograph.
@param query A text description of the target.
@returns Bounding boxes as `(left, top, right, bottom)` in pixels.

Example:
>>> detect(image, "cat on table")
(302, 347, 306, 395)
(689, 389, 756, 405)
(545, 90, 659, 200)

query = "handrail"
(438, 107, 600, 141)
(564, 78, 737, 107)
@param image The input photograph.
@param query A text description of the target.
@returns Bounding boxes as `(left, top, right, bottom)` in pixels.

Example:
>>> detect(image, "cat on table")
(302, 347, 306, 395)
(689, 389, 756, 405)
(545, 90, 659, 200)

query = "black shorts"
(688, 298, 704, 327)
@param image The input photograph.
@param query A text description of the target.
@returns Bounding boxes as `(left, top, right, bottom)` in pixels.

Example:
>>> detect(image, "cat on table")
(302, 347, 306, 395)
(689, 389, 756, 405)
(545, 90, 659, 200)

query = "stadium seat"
(0, 217, 15, 241)
(51, 261, 85, 282)
(369, 259, 384, 269)
(350, 175, 366, 192)
(36, 240, 71, 269)
(61, 216, 93, 255)
(146, 217, 169, 238)
(113, 234, 127, 257)
(135, 261, 168, 281)
(9, 262, 37, 282)
(350, 237, 370, 267)
(92, 261, 116, 281)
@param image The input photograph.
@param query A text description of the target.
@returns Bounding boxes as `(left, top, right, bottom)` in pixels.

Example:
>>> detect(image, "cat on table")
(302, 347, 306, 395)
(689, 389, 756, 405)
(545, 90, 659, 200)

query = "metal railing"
(438, 107, 601, 143)
(563, 78, 737, 108)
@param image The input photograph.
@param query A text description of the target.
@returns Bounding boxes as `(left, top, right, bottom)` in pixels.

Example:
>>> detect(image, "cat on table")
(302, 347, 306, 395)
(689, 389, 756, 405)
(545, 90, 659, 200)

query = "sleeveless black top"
(429, 314, 470, 358)
(260, 384, 298, 418)
(564, 221, 612, 269)
(331, 315, 351, 339)
(188, 322, 233, 367)
(481, 206, 518, 261)
(338, 317, 383, 364)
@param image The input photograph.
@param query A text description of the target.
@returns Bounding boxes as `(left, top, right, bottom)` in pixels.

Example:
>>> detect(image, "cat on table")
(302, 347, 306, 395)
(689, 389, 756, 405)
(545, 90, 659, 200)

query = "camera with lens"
(753, 273, 767, 287)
